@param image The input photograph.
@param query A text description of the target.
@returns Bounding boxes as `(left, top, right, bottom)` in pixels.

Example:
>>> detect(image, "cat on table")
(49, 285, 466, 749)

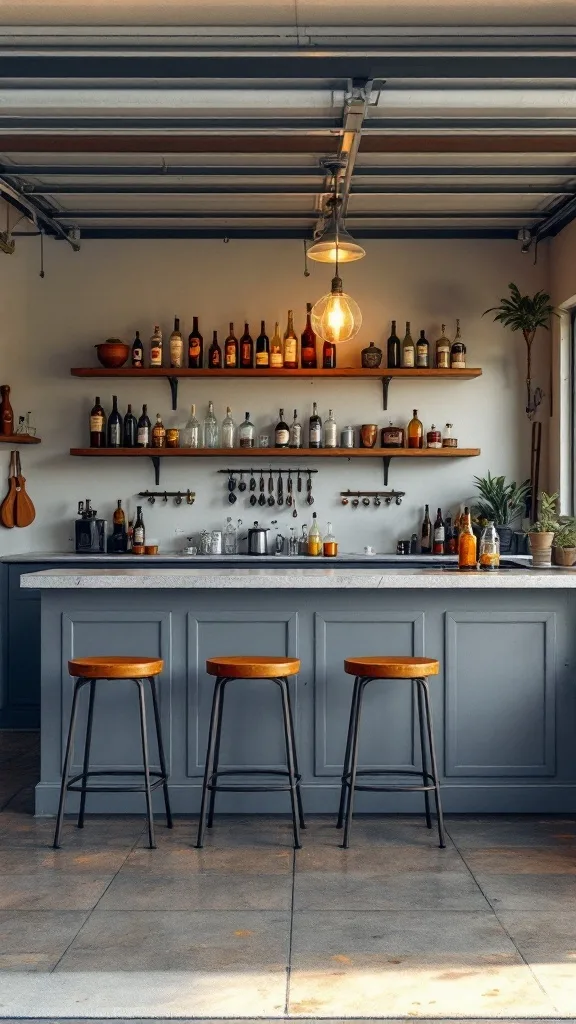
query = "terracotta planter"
(553, 546, 576, 567)
(95, 339, 129, 368)
(528, 532, 554, 567)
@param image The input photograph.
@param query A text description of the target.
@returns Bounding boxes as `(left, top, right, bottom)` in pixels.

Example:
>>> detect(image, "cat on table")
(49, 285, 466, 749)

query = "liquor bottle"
(421, 504, 432, 554)
(307, 512, 322, 556)
(301, 302, 317, 369)
(442, 422, 458, 448)
(208, 330, 222, 369)
(221, 406, 236, 448)
(289, 409, 302, 449)
(106, 394, 122, 448)
(169, 316, 184, 369)
(131, 331, 144, 368)
(323, 409, 337, 449)
(188, 316, 203, 368)
(123, 403, 137, 447)
(322, 340, 337, 369)
(458, 506, 477, 571)
(451, 319, 467, 368)
(401, 321, 415, 368)
(275, 408, 290, 448)
(239, 322, 253, 369)
(283, 309, 298, 369)
(89, 396, 106, 448)
(433, 507, 445, 555)
(203, 401, 219, 448)
(299, 524, 309, 555)
(136, 403, 151, 447)
(111, 499, 127, 553)
(435, 324, 451, 369)
(133, 505, 145, 553)
(416, 329, 430, 368)
(224, 322, 238, 368)
(127, 517, 134, 552)
(255, 320, 270, 368)
(152, 413, 166, 448)
(426, 423, 442, 449)
(387, 321, 401, 368)
(238, 411, 255, 448)
(407, 409, 423, 448)
(270, 322, 284, 369)
(445, 515, 457, 555)
(309, 401, 322, 448)
(181, 404, 201, 448)
(0, 385, 13, 436)
(149, 325, 163, 367)
(323, 522, 338, 557)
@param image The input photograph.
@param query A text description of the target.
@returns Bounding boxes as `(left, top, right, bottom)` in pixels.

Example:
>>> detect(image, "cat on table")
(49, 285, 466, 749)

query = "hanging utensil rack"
(217, 468, 319, 475)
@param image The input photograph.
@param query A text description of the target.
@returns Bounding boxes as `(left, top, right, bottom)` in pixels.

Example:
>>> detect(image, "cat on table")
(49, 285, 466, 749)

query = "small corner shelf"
(69, 366, 482, 411)
(0, 434, 41, 445)
(69, 446, 481, 486)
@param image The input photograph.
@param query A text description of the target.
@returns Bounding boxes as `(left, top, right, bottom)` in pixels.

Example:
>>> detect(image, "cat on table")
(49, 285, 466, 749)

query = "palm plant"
(473, 472, 530, 526)
(483, 282, 557, 419)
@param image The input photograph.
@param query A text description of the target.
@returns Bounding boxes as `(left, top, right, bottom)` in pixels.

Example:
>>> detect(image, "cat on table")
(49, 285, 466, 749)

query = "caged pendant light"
(307, 162, 366, 264)
(310, 165, 362, 345)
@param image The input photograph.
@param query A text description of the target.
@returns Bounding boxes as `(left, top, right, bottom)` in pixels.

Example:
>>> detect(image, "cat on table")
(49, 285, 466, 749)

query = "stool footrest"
(65, 769, 167, 796)
(208, 767, 302, 796)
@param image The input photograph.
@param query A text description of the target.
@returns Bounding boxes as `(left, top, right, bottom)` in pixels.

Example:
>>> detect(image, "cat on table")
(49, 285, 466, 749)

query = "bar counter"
(22, 564, 576, 816)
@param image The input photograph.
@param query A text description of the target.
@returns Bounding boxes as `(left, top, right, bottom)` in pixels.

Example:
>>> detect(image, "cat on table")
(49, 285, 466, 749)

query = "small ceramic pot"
(528, 531, 554, 567)
(95, 339, 130, 368)
(360, 424, 378, 448)
(361, 341, 383, 368)
(553, 546, 576, 567)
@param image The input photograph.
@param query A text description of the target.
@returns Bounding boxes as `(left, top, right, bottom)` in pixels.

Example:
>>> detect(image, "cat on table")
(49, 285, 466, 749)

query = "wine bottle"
(136, 403, 151, 448)
(89, 396, 106, 448)
(111, 499, 127, 553)
(270, 322, 284, 369)
(149, 325, 163, 367)
(421, 504, 432, 554)
(401, 321, 415, 368)
(275, 408, 290, 448)
(322, 340, 336, 369)
(416, 330, 430, 368)
(451, 319, 467, 369)
(107, 394, 122, 448)
(309, 401, 322, 448)
(433, 507, 445, 555)
(169, 316, 184, 369)
(123, 403, 137, 447)
(188, 316, 203, 368)
(131, 331, 144, 368)
(387, 321, 400, 368)
(152, 413, 166, 448)
(301, 302, 317, 369)
(224, 322, 238, 368)
(208, 330, 222, 369)
(407, 409, 423, 449)
(283, 309, 298, 369)
(133, 505, 146, 552)
(239, 323, 253, 368)
(255, 320, 269, 368)
(435, 324, 450, 369)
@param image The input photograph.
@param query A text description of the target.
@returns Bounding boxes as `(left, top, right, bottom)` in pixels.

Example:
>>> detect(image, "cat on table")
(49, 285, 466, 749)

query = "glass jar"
(479, 521, 500, 571)
(200, 530, 212, 555)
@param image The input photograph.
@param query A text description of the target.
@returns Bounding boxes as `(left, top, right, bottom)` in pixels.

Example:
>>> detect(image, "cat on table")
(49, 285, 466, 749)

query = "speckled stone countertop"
(20, 566, 576, 589)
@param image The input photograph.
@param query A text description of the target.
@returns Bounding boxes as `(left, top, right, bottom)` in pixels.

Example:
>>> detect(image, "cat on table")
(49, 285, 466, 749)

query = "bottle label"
(324, 427, 337, 448)
(434, 526, 445, 542)
(437, 350, 450, 368)
(170, 341, 183, 367)
(442, 437, 458, 448)
(256, 351, 269, 366)
(239, 436, 254, 448)
(150, 346, 162, 365)
(416, 345, 428, 367)
(241, 342, 251, 364)
(270, 352, 283, 368)
(225, 350, 237, 367)
(109, 423, 121, 446)
(276, 429, 289, 445)
(284, 340, 297, 363)
(189, 340, 201, 359)
(134, 526, 144, 545)
(310, 424, 322, 444)
(137, 426, 149, 445)
(452, 357, 466, 369)
(132, 347, 143, 364)
(403, 349, 415, 367)
(90, 414, 104, 433)
(290, 425, 302, 447)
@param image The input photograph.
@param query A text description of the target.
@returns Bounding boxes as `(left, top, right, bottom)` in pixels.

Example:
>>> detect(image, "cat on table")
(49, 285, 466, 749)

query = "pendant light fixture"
(310, 164, 362, 346)
(307, 161, 365, 264)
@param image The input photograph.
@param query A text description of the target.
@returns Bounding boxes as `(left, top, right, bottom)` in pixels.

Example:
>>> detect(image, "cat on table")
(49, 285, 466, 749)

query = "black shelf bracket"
(167, 376, 178, 410)
(382, 376, 392, 410)
(382, 457, 391, 486)
(149, 455, 161, 486)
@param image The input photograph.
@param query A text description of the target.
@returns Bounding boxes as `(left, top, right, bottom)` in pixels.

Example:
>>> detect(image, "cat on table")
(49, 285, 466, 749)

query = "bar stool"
(53, 656, 173, 850)
(337, 656, 445, 849)
(196, 656, 305, 849)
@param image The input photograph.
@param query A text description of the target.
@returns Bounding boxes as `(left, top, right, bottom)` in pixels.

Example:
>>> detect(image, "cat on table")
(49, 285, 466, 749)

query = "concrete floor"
(0, 732, 576, 1020)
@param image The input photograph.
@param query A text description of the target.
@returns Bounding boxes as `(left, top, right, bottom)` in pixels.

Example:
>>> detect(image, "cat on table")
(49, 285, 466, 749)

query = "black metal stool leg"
(148, 676, 173, 829)
(278, 677, 301, 850)
(77, 678, 96, 830)
(343, 676, 369, 849)
(53, 677, 84, 849)
(135, 678, 156, 850)
(418, 677, 446, 849)
(285, 678, 305, 830)
(207, 677, 227, 828)
(415, 678, 432, 830)
(337, 675, 361, 829)
(196, 677, 225, 849)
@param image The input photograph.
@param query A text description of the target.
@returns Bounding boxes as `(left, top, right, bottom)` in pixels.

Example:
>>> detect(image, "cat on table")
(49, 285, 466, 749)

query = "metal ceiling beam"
(2, 163, 575, 178)
(52, 211, 544, 222)
(22, 183, 572, 196)
(313, 77, 373, 238)
(535, 194, 576, 240)
(0, 175, 80, 248)
(71, 227, 520, 240)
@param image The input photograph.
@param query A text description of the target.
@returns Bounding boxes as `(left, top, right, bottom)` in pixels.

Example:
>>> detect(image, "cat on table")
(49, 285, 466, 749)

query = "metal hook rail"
(217, 468, 318, 475)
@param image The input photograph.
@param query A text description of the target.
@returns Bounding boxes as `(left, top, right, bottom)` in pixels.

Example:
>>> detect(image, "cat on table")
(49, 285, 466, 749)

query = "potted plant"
(527, 491, 559, 566)
(483, 282, 557, 419)
(552, 516, 576, 567)
(473, 472, 530, 553)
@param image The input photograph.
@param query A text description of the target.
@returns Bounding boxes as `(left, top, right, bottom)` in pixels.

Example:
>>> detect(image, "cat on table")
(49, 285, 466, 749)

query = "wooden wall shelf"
(70, 366, 483, 411)
(70, 446, 481, 486)
(0, 434, 41, 445)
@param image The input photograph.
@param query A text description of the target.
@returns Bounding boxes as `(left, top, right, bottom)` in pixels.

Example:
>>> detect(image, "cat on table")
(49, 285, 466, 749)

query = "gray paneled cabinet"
(31, 584, 576, 816)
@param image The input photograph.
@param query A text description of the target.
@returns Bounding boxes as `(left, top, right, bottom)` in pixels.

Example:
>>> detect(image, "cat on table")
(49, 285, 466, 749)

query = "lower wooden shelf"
(70, 446, 481, 485)
(0, 434, 41, 445)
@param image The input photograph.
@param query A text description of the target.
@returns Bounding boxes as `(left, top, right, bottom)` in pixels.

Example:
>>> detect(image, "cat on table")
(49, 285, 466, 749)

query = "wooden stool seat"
(68, 656, 164, 680)
(206, 656, 300, 679)
(344, 656, 439, 679)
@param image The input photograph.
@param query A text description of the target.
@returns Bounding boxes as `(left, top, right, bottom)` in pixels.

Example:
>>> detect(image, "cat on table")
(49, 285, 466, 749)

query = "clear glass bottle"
(203, 400, 219, 448)
(149, 325, 163, 367)
(323, 409, 337, 449)
(479, 520, 500, 571)
(221, 406, 236, 448)
(223, 516, 238, 555)
(169, 316, 184, 368)
(152, 413, 166, 448)
(289, 409, 302, 449)
(238, 411, 255, 448)
(407, 409, 423, 449)
(442, 422, 458, 448)
(323, 521, 338, 557)
(401, 321, 415, 368)
(308, 513, 322, 556)
(435, 324, 451, 369)
(451, 318, 467, 369)
(288, 527, 299, 556)
(181, 404, 201, 448)
(270, 322, 284, 369)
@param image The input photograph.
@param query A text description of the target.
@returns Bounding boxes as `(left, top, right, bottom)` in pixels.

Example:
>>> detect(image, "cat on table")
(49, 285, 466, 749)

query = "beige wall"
(548, 221, 576, 510)
(0, 229, 549, 554)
